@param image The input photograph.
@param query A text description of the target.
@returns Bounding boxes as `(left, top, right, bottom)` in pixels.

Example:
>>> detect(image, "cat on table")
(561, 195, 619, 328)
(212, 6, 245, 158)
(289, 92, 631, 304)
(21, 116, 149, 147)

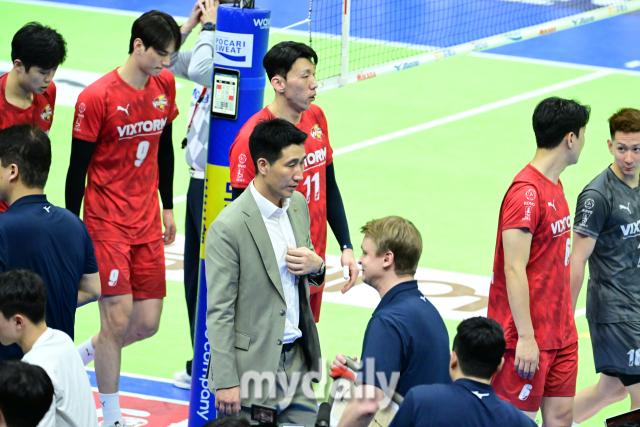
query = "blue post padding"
(188, 5, 270, 426)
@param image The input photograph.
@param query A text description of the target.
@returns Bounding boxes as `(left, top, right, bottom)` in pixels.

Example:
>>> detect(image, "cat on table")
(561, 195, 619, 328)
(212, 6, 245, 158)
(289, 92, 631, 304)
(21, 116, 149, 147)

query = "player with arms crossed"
(572, 108, 640, 424)
(230, 42, 357, 321)
(64, 11, 181, 427)
(488, 97, 590, 426)
(0, 22, 67, 212)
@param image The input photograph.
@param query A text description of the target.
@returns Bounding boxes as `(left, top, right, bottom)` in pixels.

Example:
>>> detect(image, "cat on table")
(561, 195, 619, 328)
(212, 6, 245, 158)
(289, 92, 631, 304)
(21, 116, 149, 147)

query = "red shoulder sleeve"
(162, 69, 179, 123)
(501, 183, 541, 234)
(46, 81, 57, 126)
(317, 106, 333, 166)
(229, 121, 256, 189)
(72, 84, 105, 143)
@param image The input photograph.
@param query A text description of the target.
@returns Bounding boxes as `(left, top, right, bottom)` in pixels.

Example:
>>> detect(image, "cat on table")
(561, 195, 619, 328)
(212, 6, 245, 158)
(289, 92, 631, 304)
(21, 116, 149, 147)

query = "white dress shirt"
(250, 181, 302, 343)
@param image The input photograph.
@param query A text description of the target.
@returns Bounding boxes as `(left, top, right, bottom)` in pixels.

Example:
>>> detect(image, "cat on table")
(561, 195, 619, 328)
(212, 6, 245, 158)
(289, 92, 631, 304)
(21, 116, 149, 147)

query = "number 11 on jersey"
(303, 172, 320, 203)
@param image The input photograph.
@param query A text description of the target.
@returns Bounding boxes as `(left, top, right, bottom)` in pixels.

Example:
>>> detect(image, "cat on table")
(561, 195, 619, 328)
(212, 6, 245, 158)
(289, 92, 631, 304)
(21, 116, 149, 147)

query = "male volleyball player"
(0, 22, 67, 213)
(64, 10, 181, 427)
(229, 41, 357, 322)
(488, 97, 590, 426)
(571, 108, 640, 424)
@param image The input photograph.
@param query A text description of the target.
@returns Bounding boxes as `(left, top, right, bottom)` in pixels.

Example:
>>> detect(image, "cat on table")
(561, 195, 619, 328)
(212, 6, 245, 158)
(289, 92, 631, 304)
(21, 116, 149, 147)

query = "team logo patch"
(310, 124, 323, 141)
(78, 103, 86, 114)
(525, 189, 537, 201)
(153, 94, 168, 111)
(238, 154, 247, 164)
(585, 198, 595, 209)
(40, 104, 52, 122)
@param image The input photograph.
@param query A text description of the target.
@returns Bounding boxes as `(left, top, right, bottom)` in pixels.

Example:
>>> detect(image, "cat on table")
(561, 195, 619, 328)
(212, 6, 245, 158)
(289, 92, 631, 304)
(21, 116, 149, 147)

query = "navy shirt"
(389, 379, 537, 427)
(358, 280, 451, 397)
(0, 195, 98, 359)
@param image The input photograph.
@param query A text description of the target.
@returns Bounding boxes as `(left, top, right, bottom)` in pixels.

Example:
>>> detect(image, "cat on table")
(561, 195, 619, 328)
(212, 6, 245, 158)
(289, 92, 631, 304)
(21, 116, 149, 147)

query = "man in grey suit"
(205, 118, 326, 425)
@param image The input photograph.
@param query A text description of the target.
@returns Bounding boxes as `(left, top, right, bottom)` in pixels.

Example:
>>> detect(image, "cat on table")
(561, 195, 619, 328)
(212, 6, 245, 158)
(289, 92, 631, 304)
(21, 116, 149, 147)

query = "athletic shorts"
(309, 284, 324, 323)
(492, 342, 578, 412)
(94, 239, 166, 299)
(590, 321, 640, 378)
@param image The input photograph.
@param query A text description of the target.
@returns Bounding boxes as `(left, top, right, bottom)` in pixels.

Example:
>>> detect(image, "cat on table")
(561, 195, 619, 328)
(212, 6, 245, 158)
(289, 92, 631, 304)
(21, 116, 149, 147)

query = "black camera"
(248, 404, 305, 426)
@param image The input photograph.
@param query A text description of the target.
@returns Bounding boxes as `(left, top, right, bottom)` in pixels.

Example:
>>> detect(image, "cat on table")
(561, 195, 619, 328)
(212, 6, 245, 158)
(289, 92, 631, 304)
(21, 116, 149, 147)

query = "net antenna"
(238, 0, 255, 8)
(309, 0, 640, 91)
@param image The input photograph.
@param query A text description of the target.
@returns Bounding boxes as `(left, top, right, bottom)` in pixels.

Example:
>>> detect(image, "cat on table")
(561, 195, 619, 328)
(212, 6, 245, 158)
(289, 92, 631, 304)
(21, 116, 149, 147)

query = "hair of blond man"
(608, 108, 640, 139)
(360, 216, 422, 276)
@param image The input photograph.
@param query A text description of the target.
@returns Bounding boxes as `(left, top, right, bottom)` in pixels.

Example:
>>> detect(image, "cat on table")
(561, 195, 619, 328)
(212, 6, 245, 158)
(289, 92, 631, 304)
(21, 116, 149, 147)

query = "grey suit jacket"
(205, 188, 323, 407)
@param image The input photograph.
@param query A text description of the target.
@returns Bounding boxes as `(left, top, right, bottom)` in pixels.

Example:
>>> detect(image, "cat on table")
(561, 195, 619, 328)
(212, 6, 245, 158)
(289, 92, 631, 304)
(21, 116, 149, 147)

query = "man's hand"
(340, 248, 358, 293)
(199, 0, 219, 26)
(215, 386, 241, 415)
(162, 209, 177, 245)
(330, 354, 357, 371)
(515, 336, 539, 379)
(181, 0, 203, 34)
(286, 247, 323, 276)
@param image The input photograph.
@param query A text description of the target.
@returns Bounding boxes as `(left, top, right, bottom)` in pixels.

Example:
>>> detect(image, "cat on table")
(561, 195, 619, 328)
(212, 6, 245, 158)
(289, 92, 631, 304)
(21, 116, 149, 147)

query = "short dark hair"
(129, 10, 181, 55)
(452, 317, 506, 380)
(248, 118, 307, 170)
(203, 416, 251, 427)
(532, 97, 591, 149)
(11, 22, 67, 72)
(608, 108, 640, 139)
(0, 270, 47, 324)
(263, 41, 318, 81)
(0, 360, 53, 427)
(0, 125, 51, 189)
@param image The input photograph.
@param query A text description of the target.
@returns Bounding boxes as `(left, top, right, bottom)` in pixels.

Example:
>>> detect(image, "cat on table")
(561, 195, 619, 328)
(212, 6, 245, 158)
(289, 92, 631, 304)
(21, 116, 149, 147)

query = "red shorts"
(309, 284, 324, 323)
(492, 341, 578, 412)
(94, 239, 166, 299)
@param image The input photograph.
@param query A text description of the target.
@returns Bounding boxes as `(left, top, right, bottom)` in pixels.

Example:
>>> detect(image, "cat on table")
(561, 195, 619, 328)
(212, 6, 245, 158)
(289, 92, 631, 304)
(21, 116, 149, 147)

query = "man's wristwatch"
(314, 260, 325, 276)
(202, 22, 216, 32)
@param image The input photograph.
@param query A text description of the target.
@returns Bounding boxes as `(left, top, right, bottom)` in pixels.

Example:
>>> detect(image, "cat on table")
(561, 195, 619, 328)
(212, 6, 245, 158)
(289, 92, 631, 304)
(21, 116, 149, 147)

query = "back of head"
(452, 317, 506, 380)
(11, 22, 67, 71)
(249, 118, 308, 170)
(263, 41, 318, 81)
(0, 360, 54, 427)
(0, 124, 51, 189)
(608, 108, 640, 139)
(202, 416, 250, 427)
(360, 216, 422, 276)
(532, 97, 591, 149)
(129, 10, 181, 55)
(0, 270, 47, 325)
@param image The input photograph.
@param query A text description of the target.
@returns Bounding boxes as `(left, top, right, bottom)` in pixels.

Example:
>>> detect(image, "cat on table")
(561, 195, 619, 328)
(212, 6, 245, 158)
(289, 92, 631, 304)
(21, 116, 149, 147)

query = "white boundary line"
(0, 0, 188, 19)
(575, 308, 587, 318)
(86, 367, 173, 384)
(90, 387, 189, 405)
(333, 70, 612, 157)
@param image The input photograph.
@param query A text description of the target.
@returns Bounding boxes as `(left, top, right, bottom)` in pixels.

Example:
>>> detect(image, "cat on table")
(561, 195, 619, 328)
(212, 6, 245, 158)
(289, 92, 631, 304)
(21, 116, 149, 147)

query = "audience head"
(0, 360, 54, 427)
(249, 118, 307, 202)
(0, 270, 47, 348)
(263, 41, 319, 112)
(0, 125, 51, 203)
(202, 416, 251, 427)
(11, 22, 66, 95)
(532, 97, 590, 164)
(607, 108, 640, 179)
(451, 317, 506, 382)
(359, 216, 422, 288)
(128, 10, 181, 74)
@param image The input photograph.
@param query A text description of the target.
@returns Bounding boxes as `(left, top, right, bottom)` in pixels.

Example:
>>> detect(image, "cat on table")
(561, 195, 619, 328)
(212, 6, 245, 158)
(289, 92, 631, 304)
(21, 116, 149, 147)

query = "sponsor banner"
(214, 31, 254, 68)
(200, 164, 233, 259)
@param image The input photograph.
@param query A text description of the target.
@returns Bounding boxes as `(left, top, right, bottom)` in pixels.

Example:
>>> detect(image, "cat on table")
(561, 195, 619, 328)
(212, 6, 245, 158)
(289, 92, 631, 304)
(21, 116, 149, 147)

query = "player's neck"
(4, 70, 33, 109)
(451, 370, 492, 385)
(267, 98, 303, 125)
(118, 57, 151, 90)
(19, 321, 48, 355)
(253, 177, 284, 208)
(530, 149, 568, 184)
(7, 185, 44, 206)
(375, 274, 415, 299)
(610, 163, 640, 189)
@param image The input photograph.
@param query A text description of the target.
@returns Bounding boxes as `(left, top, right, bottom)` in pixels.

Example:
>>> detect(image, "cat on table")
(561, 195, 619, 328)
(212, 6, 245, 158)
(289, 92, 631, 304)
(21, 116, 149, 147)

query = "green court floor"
(2, 1, 639, 424)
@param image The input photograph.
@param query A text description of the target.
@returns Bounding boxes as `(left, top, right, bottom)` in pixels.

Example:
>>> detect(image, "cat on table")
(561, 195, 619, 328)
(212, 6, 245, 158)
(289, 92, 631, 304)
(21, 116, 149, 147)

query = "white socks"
(99, 392, 122, 427)
(77, 337, 95, 366)
(572, 422, 580, 426)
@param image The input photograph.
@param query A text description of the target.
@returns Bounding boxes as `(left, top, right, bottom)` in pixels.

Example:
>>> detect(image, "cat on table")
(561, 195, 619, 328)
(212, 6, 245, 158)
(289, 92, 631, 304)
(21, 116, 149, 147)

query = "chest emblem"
(40, 104, 52, 122)
(310, 124, 323, 141)
(153, 94, 168, 111)
(525, 189, 536, 201)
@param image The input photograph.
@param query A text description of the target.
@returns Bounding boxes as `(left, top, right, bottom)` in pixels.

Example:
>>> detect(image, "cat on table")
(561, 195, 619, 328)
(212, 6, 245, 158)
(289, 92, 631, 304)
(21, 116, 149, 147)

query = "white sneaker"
(99, 419, 133, 427)
(173, 370, 191, 390)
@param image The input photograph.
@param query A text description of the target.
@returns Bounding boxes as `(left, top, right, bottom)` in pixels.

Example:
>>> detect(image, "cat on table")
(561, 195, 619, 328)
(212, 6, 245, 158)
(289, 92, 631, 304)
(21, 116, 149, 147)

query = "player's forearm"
(65, 138, 95, 216)
(570, 257, 587, 312)
(337, 386, 383, 427)
(326, 163, 352, 251)
(157, 123, 175, 209)
(504, 265, 535, 338)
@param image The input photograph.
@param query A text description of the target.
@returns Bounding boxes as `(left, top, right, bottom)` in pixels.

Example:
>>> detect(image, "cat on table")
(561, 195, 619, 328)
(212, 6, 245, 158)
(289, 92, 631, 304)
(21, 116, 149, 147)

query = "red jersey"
(0, 73, 57, 213)
(229, 104, 333, 260)
(488, 164, 577, 350)
(72, 68, 179, 244)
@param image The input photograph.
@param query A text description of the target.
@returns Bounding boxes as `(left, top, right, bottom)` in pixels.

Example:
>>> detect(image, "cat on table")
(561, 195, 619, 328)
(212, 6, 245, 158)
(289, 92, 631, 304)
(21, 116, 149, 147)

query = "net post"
(339, 0, 350, 87)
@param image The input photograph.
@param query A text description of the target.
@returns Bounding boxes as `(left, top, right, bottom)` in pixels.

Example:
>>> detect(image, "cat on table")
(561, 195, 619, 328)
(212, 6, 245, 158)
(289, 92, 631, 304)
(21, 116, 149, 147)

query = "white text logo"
(117, 118, 167, 138)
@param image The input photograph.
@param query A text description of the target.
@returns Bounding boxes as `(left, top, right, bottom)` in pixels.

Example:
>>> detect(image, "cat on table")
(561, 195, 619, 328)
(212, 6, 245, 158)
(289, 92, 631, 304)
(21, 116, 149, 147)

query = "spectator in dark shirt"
(389, 317, 537, 427)
(333, 216, 451, 427)
(0, 124, 100, 360)
(0, 360, 54, 427)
